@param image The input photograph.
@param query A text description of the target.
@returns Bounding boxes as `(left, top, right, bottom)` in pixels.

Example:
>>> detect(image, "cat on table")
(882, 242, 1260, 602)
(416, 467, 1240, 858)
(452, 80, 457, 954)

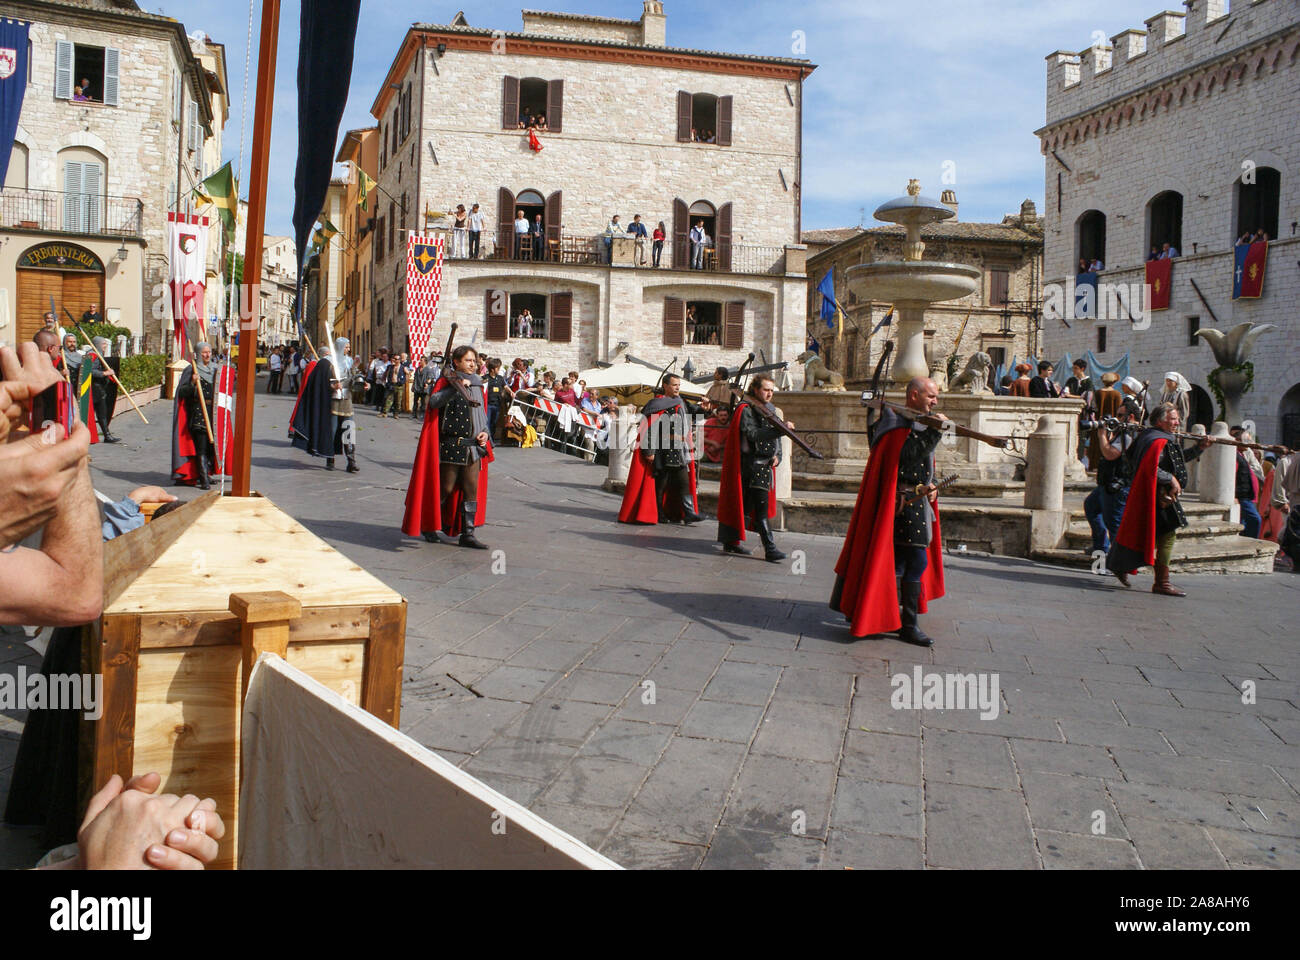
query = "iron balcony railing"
(0, 186, 145, 239)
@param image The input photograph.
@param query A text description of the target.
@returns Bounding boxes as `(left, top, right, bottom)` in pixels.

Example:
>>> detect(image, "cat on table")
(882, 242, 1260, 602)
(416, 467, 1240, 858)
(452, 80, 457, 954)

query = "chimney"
(940, 189, 958, 222)
(641, 1, 666, 47)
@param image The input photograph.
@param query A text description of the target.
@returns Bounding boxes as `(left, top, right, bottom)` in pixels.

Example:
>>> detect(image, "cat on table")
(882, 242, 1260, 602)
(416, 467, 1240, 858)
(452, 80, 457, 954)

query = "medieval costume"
(1106, 425, 1204, 595)
(84, 337, 120, 443)
(289, 341, 357, 472)
(1086, 373, 1124, 468)
(1157, 371, 1192, 427)
(618, 392, 705, 525)
(172, 352, 218, 488)
(716, 398, 785, 561)
(830, 407, 945, 646)
(402, 361, 494, 548)
(30, 349, 98, 444)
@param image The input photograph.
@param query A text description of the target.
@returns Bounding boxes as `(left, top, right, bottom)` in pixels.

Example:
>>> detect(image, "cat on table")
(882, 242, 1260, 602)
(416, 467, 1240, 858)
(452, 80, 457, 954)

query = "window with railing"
(55, 41, 119, 106)
(0, 185, 143, 238)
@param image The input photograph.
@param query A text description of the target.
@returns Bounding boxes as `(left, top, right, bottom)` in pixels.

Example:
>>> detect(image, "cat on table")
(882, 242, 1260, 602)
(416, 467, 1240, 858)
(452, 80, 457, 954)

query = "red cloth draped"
(1112, 437, 1166, 571)
(286, 359, 318, 438)
(831, 426, 944, 638)
(617, 410, 699, 524)
(1145, 258, 1172, 311)
(715, 401, 775, 543)
(402, 377, 493, 538)
(527, 129, 543, 152)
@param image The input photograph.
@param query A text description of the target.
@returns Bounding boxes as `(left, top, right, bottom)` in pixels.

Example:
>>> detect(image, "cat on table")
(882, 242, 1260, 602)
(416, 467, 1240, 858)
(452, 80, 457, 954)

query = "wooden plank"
(138, 605, 372, 649)
(361, 601, 406, 729)
(92, 614, 140, 791)
(102, 493, 220, 611)
(229, 590, 302, 625)
(286, 641, 366, 706)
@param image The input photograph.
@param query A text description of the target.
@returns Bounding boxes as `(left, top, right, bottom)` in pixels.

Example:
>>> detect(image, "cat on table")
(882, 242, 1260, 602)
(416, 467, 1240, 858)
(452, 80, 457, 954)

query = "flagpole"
(232, 0, 281, 497)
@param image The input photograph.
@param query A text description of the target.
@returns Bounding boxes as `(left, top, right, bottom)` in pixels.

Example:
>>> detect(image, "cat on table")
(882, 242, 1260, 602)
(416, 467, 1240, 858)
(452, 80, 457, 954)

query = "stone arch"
(1279, 382, 1300, 450)
(60, 130, 109, 155)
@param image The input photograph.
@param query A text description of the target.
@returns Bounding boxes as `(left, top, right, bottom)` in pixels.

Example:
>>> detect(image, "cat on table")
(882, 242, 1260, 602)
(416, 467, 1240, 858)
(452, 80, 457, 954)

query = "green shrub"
(73, 321, 132, 345)
(117, 354, 167, 393)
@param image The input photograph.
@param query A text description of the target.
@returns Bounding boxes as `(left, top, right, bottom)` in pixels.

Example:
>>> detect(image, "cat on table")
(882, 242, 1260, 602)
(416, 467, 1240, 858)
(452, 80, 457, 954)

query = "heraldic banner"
(406, 234, 445, 361)
(1145, 258, 1172, 311)
(0, 19, 31, 186)
(1232, 240, 1267, 300)
(167, 212, 209, 356)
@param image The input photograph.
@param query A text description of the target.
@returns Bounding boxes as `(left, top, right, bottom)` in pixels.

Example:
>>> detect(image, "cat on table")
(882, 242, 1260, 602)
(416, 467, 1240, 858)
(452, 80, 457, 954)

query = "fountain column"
(892, 302, 931, 384)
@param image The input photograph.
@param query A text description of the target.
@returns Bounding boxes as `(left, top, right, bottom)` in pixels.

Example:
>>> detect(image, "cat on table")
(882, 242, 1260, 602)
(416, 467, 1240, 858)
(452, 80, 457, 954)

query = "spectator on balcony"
(79, 76, 94, 100)
(685, 304, 698, 344)
(1078, 258, 1089, 274)
(1252, 229, 1268, 243)
(1159, 242, 1179, 260)
(604, 215, 624, 264)
(452, 205, 468, 259)
(72, 85, 89, 102)
(515, 308, 533, 339)
(690, 221, 708, 270)
(535, 112, 548, 131)
(532, 214, 545, 261)
(703, 130, 716, 144)
(513, 209, 530, 259)
(628, 215, 649, 266)
(81, 304, 102, 326)
(1147, 246, 1160, 262)
(468, 203, 483, 259)
(653, 221, 666, 268)
(1089, 257, 1104, 272)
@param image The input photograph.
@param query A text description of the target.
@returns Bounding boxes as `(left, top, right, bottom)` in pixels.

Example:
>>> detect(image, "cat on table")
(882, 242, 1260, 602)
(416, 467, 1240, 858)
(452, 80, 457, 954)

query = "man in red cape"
(618, 373, 704, 525)
(830, 377, 946, 646)
(716, 374, 788, 562)
(1106, 401, 1209, 596)
(171, 341, 221, 488)
(402, 344, 494, 547)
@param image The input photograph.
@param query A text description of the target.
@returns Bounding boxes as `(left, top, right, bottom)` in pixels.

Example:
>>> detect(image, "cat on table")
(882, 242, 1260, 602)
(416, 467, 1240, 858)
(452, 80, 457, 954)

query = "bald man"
(830, 376, 948, 646)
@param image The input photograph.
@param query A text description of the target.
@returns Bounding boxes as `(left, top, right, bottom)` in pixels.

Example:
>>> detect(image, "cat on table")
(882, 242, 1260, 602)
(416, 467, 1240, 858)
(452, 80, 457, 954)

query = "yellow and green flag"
(76, 350, 94, 424)
(312, 218, 339, 249)
(195, 161, 238, 242)
(356, 167, 377, 212)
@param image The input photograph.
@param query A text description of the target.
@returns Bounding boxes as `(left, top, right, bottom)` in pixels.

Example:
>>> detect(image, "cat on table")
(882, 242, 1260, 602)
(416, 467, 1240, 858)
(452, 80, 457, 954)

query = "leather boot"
(325, 457, 335, 470)
(459, 501, 488, 549)
(723, 539, 751, 555)
(680, 493, 704, 525)
(345, 443, 359, 473)
(1152, 564, 1185, 597)
(195, 457, 210, 490)
(756, 517, 786, 562)
(898, 581, 934, 647)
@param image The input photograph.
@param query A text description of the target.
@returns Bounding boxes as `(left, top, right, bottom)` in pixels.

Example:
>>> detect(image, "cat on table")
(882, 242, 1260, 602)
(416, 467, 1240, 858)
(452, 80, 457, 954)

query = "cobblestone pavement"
(4, 385, 1300, 869)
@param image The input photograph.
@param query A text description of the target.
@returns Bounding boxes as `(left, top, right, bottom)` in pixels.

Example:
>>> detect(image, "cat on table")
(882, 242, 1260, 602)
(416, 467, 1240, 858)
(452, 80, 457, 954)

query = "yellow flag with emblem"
(194, 162, 238, 242)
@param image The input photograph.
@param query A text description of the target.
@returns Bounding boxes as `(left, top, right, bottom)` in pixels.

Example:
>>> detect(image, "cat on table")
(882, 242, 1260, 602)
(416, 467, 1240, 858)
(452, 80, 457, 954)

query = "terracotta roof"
(520, 9, 641, 27)
(863, 221, 1043, 245)
(801, 227, 866, 246)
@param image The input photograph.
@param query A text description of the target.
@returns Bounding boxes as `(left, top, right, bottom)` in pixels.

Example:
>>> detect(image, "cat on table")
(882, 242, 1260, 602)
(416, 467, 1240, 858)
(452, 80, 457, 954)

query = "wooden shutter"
(716, 95, 733, 146)
(676, 91, 692, 142)
(64, 271, 104, 323)
(103, 47, 120, 106)
(723, 301, 744, 349)
(989, 269, 1009, 305)
(496, 186, 515, 257)
(551, 292, 573, 343)
(82, 162, 102, 233)
(547, 79, 564, 133)
(63, 161, 82, 232)
(662, 297, 685, 347)
(545, 190, 562, 254)
(672, 197, 688, 269)
(502, 76, 519, 129)
(17, 269, 65, 346)
(55, 40, 73, 99)
(486, 289, 507, 341)
(716, 202, 733, 272)
(187, 100, 199, 150)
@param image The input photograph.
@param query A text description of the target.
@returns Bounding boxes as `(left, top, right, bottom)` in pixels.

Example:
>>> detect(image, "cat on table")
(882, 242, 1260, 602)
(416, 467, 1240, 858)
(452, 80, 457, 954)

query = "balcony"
(0, 186, 145, 239)
(421, 227, 791, 276)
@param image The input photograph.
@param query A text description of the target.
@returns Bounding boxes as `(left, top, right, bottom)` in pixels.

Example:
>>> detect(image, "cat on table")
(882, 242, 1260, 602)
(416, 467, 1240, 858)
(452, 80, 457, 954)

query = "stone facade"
(807, 200, 1044, 387)
(334, 127, 378, 359)
(1038, 0, 1300, 444)
(313, 181, 346, 351)
(0, 0, 217, 347)
(367, 4, 813, 376)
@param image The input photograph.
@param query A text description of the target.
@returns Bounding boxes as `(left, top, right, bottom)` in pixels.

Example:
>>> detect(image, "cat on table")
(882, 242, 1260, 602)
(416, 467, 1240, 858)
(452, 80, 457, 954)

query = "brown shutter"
(547, 79, 564, 133)
(672, 197, 688, 269)
(545, 190, 562, 258)
(497, 186, 515, 258)
(486, 289, 507, 341)
(990, 269, 1009, 305)
(723, 301, 744, 349)
(717, 202, 733, 272)
(716, 95, 733, 146)
(662, 297, 685, 347)
(502, 76, 519, 130)
(550, 292, 573, 343)
(676, 90, 692, 142)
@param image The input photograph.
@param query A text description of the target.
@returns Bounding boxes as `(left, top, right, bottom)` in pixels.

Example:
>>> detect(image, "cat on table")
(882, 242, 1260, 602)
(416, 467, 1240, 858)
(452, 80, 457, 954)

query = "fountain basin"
(845, 260, 980, 304)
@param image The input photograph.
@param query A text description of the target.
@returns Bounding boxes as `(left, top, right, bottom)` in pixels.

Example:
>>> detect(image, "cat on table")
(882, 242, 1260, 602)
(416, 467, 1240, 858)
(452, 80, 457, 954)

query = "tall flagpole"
(232, 0, 281, 497)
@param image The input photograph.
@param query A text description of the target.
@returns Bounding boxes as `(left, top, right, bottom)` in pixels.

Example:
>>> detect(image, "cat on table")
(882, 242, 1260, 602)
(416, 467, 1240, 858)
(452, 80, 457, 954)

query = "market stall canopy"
(577, 360, 705, 407)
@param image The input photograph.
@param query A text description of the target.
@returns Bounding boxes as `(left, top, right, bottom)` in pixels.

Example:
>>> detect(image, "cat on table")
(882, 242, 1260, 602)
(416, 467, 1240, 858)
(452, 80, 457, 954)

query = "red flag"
(527, 128, 543, 153)
(1235, 241, 1267, 299)
(1145, 258, 1171, 311)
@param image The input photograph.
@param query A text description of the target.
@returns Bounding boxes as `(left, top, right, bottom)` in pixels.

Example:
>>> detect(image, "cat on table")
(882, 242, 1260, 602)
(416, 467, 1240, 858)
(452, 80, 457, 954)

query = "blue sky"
(165, 0, 1150, 237)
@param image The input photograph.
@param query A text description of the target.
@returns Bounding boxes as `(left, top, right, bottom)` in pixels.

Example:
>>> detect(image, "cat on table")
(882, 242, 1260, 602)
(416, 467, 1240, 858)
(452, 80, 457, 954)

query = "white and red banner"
(168, 212, 209, 356)
(213, 361, 235, 479)
(405, 233, 444, 360)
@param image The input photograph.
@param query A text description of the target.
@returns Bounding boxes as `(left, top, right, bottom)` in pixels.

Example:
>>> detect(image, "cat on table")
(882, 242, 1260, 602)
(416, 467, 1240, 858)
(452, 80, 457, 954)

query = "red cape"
(715, 401, 776, 544)
(211, 363, 235, 477)
(831, 425, 944, 638)
(402, 377, 494, 538)
(618, 408, 699, 524)
(286, 359, 319, 439)
(1110, 436, 1165, 572)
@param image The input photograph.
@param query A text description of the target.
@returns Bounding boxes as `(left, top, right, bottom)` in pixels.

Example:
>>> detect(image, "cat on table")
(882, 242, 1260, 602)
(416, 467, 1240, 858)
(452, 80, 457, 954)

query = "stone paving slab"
(2, 386, 1297, 869)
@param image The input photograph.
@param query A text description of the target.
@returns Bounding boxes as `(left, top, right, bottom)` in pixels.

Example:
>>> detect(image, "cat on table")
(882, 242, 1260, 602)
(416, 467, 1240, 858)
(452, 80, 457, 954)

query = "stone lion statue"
(796, 351, 846, 390)
(948, 352, 994, 395)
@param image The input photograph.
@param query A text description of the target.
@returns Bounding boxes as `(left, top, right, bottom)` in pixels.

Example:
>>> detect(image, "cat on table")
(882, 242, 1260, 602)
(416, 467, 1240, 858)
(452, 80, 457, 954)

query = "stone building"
(806, 194, 1044, 387)
(334, 127, 378, 358)
(1037, 0, 1300, 444)
(188, 30, 228, 324)
(313, 179, 346, 351)
(0, 0, 221, 350)
(367, 3, 814, 374)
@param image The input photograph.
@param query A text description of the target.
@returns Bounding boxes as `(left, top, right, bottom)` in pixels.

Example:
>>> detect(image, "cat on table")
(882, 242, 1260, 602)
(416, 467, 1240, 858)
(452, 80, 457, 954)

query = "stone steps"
(1032, 535, 1277, 575)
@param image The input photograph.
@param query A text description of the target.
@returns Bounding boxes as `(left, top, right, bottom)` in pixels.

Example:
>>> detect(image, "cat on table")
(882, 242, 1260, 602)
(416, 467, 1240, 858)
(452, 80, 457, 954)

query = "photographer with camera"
(1083, 397, 1141, 559)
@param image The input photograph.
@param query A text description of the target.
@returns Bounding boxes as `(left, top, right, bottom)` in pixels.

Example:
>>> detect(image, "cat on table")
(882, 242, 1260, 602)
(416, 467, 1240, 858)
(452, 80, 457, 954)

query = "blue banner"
(1074, 272, 1098, 320)
(0, 19, 30, 187)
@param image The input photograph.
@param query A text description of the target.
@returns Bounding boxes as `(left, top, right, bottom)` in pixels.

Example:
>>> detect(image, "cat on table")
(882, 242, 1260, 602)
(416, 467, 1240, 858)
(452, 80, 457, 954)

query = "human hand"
(785, 420, 795, 430)
(120, 773, 226, 867)
(1169, 477, 1182, 498)
(0, 420, 90, 549)
(476, 431, 489, 448)
(0, 379, 35, 443)
(76, 774, 206, 870)
(127, 486, 177, 506)
(1198, 438, 1212, 450)
(0, 343, 62, 402)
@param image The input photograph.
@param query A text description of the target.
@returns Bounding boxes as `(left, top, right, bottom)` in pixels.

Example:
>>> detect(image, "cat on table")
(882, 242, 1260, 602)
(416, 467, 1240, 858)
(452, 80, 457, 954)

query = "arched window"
(1076, 210, 1105, 270)
(58, 145, 107, 234)
(1235, 166, 1280, 241)
(1146, 191, 1182, 257)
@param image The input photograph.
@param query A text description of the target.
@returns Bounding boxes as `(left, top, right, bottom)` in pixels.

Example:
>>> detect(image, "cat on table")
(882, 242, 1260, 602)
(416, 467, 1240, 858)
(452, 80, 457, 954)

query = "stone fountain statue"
(1193, 322, 1276, 426)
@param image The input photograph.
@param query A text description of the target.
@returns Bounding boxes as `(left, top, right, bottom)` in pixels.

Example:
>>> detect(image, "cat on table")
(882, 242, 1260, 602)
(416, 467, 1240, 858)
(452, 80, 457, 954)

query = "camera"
(859, 388, 880, 407)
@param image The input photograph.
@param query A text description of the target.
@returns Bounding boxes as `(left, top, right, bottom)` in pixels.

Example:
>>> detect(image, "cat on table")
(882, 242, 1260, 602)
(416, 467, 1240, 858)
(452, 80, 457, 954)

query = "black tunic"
(428, 384, 484, 465)
(739, 402, 783, 490)
(894, 421, 942, 548)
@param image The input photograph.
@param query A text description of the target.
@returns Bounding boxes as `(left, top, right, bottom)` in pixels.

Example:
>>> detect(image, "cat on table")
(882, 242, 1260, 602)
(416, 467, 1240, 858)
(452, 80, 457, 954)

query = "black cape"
(290, 358, 341, 457)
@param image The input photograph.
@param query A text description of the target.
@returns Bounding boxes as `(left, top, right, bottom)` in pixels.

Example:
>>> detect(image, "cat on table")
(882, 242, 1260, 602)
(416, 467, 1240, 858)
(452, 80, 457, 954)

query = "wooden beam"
(361, 600, 406, 729)
(230, 590, 301, 707)
(232, 0, 282, 497)
(92, 614, 140, 791)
